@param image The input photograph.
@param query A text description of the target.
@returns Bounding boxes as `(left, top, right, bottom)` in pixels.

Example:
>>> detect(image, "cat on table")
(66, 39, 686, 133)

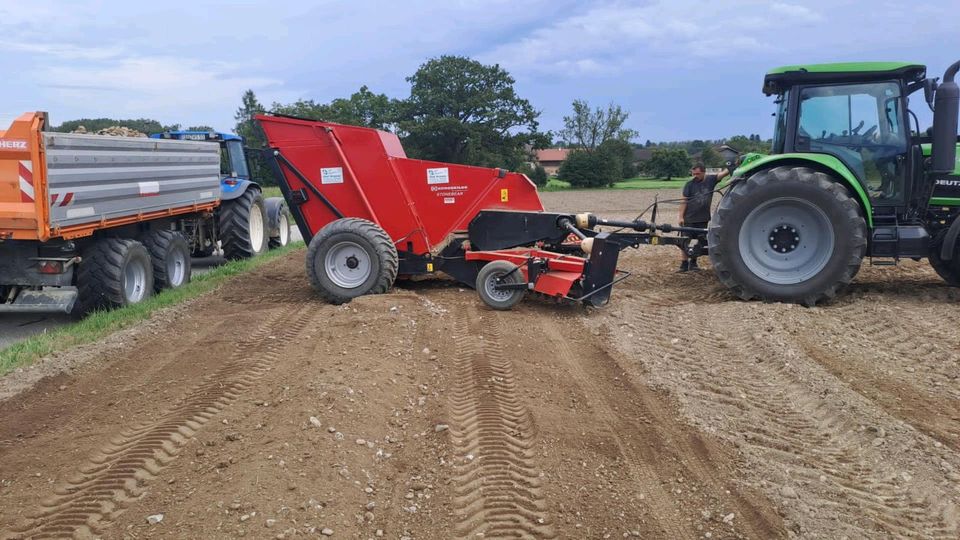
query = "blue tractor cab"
(150, 131, 256, 201)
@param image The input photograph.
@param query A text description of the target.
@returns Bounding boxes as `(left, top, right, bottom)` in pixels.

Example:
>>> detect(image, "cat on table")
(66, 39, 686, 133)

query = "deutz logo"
(0, 139, 27, 150)
(935, 179, 960, 187)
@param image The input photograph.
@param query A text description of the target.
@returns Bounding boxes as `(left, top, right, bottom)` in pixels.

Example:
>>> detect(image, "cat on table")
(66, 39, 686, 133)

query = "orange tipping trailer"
(0, 112, 225, 313)
(0, 112, 220, 243)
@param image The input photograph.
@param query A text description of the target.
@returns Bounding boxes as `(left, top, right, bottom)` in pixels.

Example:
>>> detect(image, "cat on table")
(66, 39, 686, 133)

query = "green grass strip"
(0, 242, 305, 376)
(541, 177, 688, 192)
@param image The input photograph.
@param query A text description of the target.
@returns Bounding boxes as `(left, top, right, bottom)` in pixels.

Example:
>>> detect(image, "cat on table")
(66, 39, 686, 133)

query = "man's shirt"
(682, 174, 719, 223)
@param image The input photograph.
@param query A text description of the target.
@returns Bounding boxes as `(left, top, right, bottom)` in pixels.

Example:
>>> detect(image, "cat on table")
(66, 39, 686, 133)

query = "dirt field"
(1, 189, 958, 539)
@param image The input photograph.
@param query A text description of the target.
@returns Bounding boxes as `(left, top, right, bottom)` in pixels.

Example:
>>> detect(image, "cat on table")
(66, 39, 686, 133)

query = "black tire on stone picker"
(476, 260, 526, 310)
(305, 218, 398, 304)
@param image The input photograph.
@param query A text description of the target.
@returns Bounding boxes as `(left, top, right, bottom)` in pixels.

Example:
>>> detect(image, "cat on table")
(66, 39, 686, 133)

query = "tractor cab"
(151, 131, 255, 200)
(763, 63, 928, 214)
(710, 60, 959, 305)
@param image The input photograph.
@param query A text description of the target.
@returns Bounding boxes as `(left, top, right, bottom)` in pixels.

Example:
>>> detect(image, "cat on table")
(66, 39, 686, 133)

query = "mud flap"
(579, 233, 621, 307)
(0, 288, 78, 314)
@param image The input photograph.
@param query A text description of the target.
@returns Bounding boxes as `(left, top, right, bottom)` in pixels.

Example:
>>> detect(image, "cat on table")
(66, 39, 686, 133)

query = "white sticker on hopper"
(139, 181, 160, 196)
(321, 167, 344, 184)
(200, 191, 214, 199)
(427, 168, 449, 185)
(444, 197, 455, 204)
(66, 207, 95, 219)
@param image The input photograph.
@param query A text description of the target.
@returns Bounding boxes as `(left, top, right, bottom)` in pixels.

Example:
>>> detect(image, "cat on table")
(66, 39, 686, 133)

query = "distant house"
(535, 148, 572, 176)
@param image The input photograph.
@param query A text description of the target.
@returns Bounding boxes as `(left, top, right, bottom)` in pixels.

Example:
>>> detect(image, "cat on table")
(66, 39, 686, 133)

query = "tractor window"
(796, 82, 908, 204)
(772, 92, 788, 153)
(223, 140, 250, 178)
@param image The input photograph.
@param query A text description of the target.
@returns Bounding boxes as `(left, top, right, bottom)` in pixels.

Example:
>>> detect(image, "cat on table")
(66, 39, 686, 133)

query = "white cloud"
(479, 1, 779, 77)
(770, 2, 822, 22)
(34, 55, 284, 129)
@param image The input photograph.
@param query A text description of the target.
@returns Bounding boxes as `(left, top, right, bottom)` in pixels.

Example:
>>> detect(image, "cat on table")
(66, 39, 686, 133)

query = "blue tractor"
(151, 130, 290, 258)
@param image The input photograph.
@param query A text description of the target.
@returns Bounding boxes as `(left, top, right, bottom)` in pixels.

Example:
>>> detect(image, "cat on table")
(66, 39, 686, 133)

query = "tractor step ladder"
(869, 214, 900, 266)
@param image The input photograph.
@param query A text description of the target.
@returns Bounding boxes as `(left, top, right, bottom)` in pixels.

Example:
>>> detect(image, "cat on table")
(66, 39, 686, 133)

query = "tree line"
(51, 55, 772, 188)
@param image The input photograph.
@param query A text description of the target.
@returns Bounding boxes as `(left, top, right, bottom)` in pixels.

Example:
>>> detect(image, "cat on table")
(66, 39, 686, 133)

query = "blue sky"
(0, 0, 955, 142)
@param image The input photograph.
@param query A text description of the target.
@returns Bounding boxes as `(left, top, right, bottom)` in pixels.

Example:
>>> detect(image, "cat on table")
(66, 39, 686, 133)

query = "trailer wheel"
(141, 230, 191, 291)
(75, 238, 154, 314)
(708, 166, 866, 306)
(220, 188, 267, 260)
(306, 218, 398, 304)
(269, 212, 290, 249)
(476, 261, 526, 310)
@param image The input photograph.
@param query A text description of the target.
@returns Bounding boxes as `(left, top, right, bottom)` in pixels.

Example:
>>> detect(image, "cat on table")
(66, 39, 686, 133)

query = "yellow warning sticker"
(426, 263, 434, 272)
(500, 188, 509, 202)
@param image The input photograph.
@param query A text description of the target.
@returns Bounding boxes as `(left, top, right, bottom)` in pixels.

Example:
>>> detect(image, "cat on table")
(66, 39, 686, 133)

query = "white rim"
(278, 213, 290, 246)
(324, 241, 372, 288)
(249, 204, 265, 253)
(123, 258, 148, 303)
(167, 249, 187, 286)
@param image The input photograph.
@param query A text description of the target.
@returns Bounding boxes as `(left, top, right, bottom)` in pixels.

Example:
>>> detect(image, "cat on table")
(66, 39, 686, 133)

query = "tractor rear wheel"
(220, 189, 267, 260)
(708, 166, 866, 306)
(476, 260, 526, 310)
(306, 218, 398, 304)
(929, 235, 960, 286)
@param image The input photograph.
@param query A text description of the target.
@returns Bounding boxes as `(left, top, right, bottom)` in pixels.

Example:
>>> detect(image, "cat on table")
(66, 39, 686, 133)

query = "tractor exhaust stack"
(932, 60, 960, 174)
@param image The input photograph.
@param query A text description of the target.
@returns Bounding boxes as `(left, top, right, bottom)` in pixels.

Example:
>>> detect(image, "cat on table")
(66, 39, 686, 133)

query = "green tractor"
(709, 61, 960, 305)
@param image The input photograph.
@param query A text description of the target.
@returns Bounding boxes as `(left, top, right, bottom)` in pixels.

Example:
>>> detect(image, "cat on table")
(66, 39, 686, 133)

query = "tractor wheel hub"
(768, 224, 801, 254)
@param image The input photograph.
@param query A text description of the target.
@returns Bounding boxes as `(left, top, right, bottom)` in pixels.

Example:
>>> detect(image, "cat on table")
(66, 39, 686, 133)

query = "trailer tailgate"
(0, 112, 46, 240)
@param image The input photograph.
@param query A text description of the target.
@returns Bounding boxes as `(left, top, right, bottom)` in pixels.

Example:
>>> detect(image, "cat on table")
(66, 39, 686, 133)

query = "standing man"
(677, 162, 732, 272)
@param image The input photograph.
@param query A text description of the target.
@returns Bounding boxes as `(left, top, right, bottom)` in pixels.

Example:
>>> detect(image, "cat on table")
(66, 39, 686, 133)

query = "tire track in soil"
(3, 303, 317, 540)
(791, 302, 960, 449)
(536, 319, 782, 539)
(627, 306, 957, 539)
(447, 306, 556, 539)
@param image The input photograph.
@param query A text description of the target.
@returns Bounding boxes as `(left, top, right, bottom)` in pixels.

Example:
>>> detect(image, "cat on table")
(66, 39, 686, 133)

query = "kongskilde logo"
(0, 139, 27, 150)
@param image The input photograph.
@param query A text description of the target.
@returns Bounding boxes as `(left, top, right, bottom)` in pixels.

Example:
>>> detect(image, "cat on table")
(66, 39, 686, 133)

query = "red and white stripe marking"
(18, 160, 34, 203)
(50, 192, 75, 207)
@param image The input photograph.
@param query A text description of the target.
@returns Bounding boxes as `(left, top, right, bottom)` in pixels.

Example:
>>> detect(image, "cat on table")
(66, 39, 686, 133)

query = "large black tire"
(708, 166, 867, 306)
(476, 260, 526, 310)
(140, 230, 191, 291)
(75, 238, 154, 314)
(929, 234, 960, 286)
(306, 218, 398, 304)
(220, 189, 267, 260)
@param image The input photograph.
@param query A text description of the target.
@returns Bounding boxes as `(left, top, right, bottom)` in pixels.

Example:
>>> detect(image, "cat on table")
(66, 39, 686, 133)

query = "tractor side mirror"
(924, 78, 939, 111)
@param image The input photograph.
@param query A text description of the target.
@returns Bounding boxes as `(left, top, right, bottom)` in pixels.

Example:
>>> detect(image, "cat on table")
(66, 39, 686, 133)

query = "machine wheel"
(76, 237, 154, 314)
(306, 218, 398, 304)
(141, 230, 191, 291)
(929, 235, 960, 286)
(708, 166, 866, 306)
(476, 260, 526, 310)
(269, 211, 291, 249)
(220, 188, 267, 260)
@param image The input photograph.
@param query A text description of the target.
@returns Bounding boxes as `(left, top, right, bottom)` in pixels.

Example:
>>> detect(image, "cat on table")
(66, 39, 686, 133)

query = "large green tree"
(560, 100, 636, 152)
(271, 86, 397, 130)
(559, 149, 621, 188)
(397, 55, 545, 169)
(645, 148, 691, 180)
